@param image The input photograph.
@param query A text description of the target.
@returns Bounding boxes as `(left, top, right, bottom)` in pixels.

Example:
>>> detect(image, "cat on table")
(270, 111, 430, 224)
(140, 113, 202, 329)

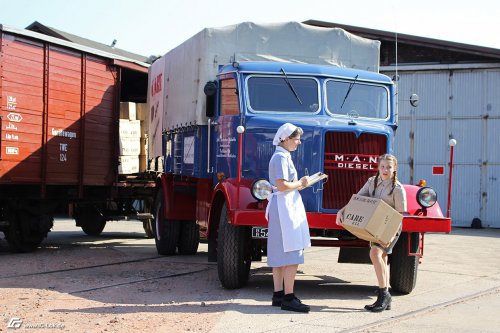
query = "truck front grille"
(323, 132, 387, 209)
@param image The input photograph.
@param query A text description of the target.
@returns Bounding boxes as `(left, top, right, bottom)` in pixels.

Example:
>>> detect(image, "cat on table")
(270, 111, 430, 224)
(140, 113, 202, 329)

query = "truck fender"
(403, 184, 445, 217)
(207, 178, 258, 237)
(156, 174, 170, 218)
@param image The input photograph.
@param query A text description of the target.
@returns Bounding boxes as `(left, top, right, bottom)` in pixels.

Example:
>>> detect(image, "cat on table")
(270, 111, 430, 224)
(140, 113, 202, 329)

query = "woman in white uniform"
(266, 123, 311, 313)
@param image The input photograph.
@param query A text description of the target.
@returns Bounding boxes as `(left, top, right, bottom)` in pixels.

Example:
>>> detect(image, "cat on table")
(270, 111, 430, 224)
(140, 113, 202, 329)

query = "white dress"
(266, 147, 310, 267)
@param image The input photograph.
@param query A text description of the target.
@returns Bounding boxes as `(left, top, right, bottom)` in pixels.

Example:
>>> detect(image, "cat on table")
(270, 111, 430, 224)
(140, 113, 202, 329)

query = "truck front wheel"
(217, 202, 251, 289)
(153, 191, 179, 255)
(390, 232, 420, 294)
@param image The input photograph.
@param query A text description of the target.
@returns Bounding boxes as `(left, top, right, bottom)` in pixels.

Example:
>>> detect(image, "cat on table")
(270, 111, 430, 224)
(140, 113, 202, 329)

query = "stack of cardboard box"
(118, 102, 147, 174)
(136, 103, 148, 171)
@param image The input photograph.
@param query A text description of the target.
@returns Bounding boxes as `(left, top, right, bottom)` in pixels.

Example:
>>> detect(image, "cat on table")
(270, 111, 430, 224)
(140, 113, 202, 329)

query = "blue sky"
(0, 0, 498, 57)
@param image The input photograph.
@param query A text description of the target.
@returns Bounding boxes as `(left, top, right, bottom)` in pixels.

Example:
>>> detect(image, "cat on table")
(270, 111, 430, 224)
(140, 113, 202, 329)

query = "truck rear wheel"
(390, 232, 420, 294)
(153, 191, 179, 255)
(142, 198, 155, 238)
(76, 205, 107, 236)
(143, 220, 154, 238)
(6, 210, 52, 252)
(217, 202, 251, 289)
(178, 221, 200, 255)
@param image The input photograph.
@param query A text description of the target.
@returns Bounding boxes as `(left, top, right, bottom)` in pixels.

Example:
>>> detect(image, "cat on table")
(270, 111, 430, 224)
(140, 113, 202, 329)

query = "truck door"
(213, 75, 240, 180)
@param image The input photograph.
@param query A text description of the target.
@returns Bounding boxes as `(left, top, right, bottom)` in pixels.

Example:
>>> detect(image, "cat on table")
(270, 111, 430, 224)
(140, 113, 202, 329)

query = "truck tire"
(153, 191, 179, 255)
(178, 221, 200, 255)
(390, 232, 420, 294)
(76, 205, 107, 236)
(217, 202, 251, 289)
(6, 211, 52, 252)
(142, 198, 155, 238)
(143, 220, 155, 238)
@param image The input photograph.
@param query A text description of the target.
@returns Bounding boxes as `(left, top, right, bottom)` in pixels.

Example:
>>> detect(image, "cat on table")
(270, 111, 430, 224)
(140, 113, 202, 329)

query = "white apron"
(265, 152, 311, 253)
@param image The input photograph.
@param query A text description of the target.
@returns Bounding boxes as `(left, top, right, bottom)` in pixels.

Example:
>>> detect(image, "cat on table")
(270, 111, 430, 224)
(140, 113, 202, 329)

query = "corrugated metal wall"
(383, 65, 500, 228)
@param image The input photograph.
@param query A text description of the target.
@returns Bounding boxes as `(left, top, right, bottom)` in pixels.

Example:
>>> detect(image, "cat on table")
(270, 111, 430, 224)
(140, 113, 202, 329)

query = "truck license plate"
(251, 227, 268, 239)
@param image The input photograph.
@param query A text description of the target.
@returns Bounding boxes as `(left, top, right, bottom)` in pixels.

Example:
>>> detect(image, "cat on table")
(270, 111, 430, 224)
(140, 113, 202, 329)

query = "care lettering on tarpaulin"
(216, 137, 237, 158)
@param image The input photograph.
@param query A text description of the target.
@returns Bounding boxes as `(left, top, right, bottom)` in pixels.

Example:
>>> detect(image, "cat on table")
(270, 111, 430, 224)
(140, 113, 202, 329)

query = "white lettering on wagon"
(7, 112, 22, 122)
(7, 96, 17, 111)
(5, 133, 18, 140)
(51, 128, 77, 139)
(6, 122, 18, 131)
(59, 143, 68, 162)
(5, 147, 19, 155)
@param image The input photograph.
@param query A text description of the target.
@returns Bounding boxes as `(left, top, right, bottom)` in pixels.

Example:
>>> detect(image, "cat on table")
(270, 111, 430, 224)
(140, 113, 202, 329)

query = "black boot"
(369, 288, 392, 312)
(364, 288, 382, 310)
(281, 293, 310, 313)
(272, 290, 284, 306)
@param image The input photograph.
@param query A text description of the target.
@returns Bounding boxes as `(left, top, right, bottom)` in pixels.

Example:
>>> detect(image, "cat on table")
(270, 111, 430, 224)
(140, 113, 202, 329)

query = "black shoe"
(281, 294, 310, 313)
(364, 288, 382, 310)
(369, 289, 392, 312)
(272, 290, 284, 307)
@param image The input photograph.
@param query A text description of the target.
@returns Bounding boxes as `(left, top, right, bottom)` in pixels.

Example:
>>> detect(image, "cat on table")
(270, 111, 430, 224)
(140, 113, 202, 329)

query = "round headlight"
(416, 186, 437, 208)
(252, 179, 272, 201)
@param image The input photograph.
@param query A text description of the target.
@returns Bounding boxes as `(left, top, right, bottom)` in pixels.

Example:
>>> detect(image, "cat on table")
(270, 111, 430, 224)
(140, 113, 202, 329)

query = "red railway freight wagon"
(0, 24, 155, 251)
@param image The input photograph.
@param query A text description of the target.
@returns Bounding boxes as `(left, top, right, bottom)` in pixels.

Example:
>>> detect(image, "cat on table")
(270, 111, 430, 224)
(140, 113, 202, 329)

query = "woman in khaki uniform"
(337, 154, 407, 312)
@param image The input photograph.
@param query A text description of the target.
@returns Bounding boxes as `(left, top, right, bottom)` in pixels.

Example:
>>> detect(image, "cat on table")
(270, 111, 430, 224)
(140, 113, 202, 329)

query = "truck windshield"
(326, 79, 389, 119)
(247, 76, 319, 113)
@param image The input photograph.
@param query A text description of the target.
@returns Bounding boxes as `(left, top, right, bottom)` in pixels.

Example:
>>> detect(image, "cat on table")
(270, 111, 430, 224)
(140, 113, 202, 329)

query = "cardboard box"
(119, 137, 141, 156)
(120, 102, 137, 120)
(136, 103, 148, 121)
(118, 155, 139, 174)
(342, 194, 402, 244)
(119, 119, 141, 138)
(140, 137, 147, 156)
(139, 154, 147, 172)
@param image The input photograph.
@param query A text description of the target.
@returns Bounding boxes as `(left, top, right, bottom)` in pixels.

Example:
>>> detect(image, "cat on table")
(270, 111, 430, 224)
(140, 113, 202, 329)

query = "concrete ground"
(1, 219, 499, 333)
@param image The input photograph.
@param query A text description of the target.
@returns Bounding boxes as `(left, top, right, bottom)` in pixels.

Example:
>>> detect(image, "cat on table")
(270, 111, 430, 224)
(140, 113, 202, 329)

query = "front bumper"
(232, 210, 451, 233)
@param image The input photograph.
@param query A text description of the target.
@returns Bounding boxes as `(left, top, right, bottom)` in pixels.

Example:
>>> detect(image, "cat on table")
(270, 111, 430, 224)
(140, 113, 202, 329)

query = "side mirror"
(204, 81, 217, 97)
(204, 81, 217, 118)
(410, 93, 419, 107)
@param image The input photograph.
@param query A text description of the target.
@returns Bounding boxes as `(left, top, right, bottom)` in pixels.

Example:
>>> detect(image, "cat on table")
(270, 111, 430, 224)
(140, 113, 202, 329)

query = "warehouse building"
(306, 20, 500, 228)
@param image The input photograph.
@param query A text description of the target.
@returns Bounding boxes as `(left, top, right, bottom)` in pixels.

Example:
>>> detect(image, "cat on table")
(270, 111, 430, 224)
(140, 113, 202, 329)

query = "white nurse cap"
(273, 123, 297, 146)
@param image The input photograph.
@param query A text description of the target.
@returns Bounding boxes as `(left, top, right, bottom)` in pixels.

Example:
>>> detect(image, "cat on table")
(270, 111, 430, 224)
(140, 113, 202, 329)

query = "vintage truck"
(147, 22, 452, 294)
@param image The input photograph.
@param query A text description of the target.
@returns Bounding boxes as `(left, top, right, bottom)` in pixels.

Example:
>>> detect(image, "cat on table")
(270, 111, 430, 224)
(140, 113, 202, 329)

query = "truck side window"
(220, 78, 239, 116)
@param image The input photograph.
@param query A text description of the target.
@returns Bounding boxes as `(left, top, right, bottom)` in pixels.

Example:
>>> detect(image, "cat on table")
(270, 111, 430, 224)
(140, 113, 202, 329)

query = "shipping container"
(0, 24, 154, 251)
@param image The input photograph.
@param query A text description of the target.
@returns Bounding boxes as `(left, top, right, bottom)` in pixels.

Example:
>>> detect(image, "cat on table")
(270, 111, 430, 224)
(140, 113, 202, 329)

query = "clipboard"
(307, 171, 328, 187)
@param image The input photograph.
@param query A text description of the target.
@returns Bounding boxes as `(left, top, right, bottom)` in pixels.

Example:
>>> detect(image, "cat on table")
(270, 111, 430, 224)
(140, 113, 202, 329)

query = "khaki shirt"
(357, 176, 407, 213)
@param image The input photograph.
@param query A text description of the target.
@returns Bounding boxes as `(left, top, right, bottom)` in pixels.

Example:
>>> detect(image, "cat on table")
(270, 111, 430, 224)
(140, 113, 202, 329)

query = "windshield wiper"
(340, 74, 359, 109)
(280, 68, 302, 105)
